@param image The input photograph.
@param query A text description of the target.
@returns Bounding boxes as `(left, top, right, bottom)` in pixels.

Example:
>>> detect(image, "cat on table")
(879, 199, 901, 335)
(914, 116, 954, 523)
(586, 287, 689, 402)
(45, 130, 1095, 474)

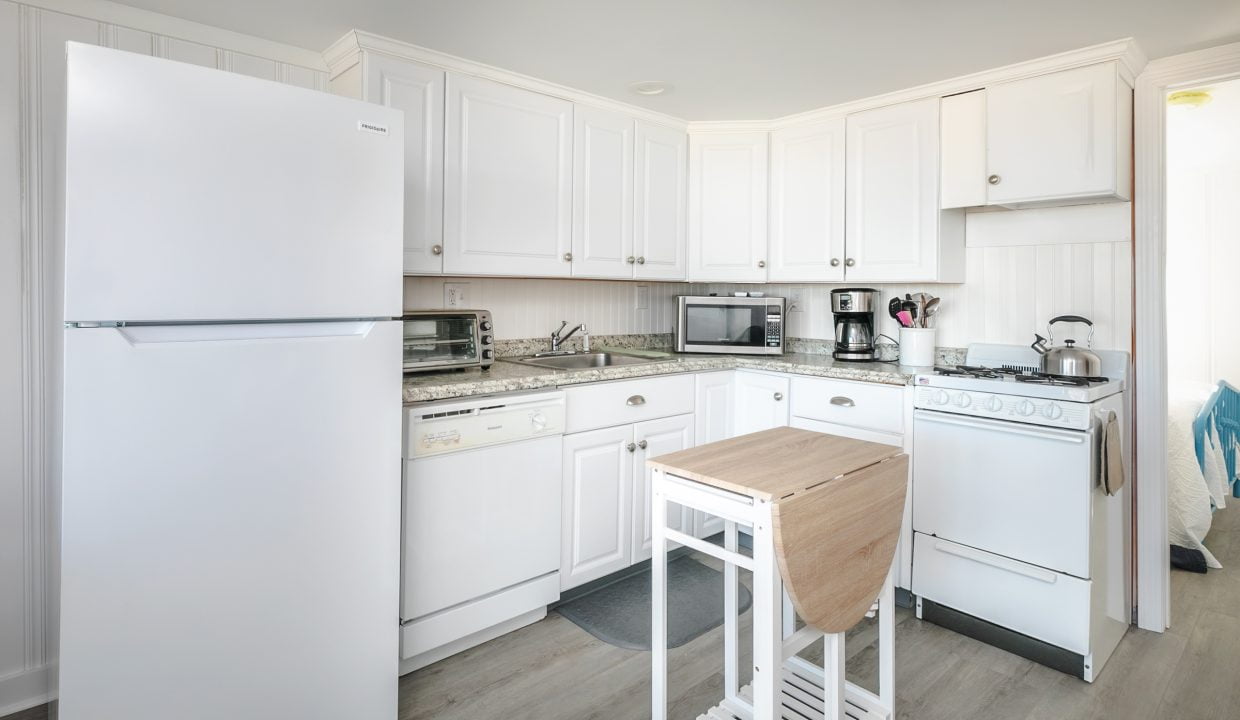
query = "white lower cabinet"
(733, 370, 790, 436)
(560, 425, 634, 590)
(630, 414, 695, 563)
(693, 371, 734, 539)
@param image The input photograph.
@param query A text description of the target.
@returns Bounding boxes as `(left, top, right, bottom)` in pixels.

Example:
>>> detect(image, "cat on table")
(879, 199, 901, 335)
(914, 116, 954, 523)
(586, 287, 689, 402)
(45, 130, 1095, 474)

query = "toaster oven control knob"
(933, 390, 951, 406)
(1018, 400, 1036, 416)
(480, 320, 492, 331)
(983, 396, 1004, 412)
(953, 393, 972, 408)
(481, 336, 493, 345)
(482, 349, 494, 360)
(1042, 404, 1063, 420)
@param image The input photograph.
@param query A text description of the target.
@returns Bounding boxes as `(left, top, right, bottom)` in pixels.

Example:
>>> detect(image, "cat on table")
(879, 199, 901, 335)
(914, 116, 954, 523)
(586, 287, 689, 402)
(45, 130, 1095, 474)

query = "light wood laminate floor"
(6, 510, 1239, 720)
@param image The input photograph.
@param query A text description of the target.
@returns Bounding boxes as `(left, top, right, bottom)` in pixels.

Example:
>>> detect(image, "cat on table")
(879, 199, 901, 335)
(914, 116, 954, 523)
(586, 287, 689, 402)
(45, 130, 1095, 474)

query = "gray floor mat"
(554, 556, 753, 651)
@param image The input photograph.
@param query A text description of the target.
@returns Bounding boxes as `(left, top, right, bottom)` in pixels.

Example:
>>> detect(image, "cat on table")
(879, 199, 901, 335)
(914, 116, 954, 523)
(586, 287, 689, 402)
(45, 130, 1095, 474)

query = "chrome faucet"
(550, 320, 585, 352)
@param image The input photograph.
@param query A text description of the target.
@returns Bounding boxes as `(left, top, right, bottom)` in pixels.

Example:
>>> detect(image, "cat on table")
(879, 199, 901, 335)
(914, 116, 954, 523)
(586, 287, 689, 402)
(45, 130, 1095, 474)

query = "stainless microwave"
(675, 296, 785, 355)
(402, 310, 494, 373)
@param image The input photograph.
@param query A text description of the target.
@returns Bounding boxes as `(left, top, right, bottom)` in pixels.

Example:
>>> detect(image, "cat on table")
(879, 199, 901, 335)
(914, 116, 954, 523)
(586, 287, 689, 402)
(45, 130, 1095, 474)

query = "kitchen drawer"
(789, 376, 904, 434)
(912, 533, 1089, 654)
(564, 374, 695, 434)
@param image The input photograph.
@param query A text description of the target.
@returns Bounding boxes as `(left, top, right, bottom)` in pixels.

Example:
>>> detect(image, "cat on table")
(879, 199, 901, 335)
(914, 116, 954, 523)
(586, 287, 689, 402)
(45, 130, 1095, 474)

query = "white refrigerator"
(59, 44, 405, 719)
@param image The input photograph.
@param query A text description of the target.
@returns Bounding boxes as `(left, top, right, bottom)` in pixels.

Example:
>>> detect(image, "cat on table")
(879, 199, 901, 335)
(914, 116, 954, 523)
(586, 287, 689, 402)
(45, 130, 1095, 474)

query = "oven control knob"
(983, 396, 1004, 412)
(934, 390, 951, 406)
(481, 336, 493, 345)
(953, 393, 972, 408)
(1042, 404, 1063, 420)
(1018, 400, 1036, 416)
(480, 321, 492, 331)
(482, 349, 494, 360)
(530, 412, 547, 431)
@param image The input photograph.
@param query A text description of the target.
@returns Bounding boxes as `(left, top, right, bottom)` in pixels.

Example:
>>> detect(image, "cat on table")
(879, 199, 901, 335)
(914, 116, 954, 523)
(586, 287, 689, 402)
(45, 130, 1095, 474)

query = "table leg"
(651, 469, 668, 720)
(824, 632, 845, 720)
(724, 519, 739, 706)
(752, 500, 782, 720)
(879, 564, 895, 712)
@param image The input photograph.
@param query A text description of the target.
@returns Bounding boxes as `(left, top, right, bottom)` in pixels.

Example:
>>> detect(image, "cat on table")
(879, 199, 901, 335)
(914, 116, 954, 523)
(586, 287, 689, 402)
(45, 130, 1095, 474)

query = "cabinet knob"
(758, 260, 766, 269)
(988, 174, 1001, 185)
(638, 439, 648, 449)
(627, 442, 636, 453)
(563, 252, 573, 262)
(626, 395, 646, 406)
(431, 244, 443, 255)
(637, 256, 646, 264)
(773, 392, 784, 401)
(627, 256, 636, 264)
(845, 258, 855, 267)
(830, 258, 840, 267)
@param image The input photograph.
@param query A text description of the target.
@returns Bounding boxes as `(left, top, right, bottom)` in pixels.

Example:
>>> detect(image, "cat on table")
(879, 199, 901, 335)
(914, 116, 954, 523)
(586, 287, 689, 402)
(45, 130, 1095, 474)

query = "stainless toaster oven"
(402, 310, 494, 373)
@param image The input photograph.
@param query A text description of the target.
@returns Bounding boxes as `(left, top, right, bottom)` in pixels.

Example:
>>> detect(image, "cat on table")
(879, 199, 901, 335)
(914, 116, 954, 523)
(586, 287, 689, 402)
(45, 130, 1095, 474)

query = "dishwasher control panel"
(404, 390, 566, 459)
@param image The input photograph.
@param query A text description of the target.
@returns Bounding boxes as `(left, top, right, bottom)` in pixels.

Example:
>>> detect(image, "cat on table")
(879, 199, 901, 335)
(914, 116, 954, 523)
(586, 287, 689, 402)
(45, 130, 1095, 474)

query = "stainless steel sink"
(509, 351, 662, 370)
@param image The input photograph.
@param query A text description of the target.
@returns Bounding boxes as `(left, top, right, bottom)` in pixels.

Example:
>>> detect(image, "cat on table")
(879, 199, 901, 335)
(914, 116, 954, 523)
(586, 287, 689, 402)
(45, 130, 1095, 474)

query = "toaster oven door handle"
(627, 395, 646, 407)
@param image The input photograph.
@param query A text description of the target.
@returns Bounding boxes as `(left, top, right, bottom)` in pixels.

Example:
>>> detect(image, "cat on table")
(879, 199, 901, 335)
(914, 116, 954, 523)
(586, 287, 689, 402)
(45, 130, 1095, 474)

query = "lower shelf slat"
(697, 664, 891, 720)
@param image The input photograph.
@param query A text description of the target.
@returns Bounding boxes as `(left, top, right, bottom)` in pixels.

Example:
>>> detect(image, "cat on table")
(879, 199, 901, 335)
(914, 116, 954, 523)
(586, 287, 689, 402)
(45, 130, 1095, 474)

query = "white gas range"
(909, 343, 1131, 683)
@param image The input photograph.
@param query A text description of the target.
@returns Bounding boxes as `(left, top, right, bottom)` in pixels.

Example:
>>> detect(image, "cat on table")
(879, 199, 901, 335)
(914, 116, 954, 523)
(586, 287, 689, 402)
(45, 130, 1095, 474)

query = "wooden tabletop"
(646, 426, 903, 502)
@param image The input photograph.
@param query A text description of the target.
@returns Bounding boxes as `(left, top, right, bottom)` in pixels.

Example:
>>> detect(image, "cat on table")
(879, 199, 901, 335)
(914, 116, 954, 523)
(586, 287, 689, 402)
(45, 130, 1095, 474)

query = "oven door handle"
(914, 411, 1087, 444)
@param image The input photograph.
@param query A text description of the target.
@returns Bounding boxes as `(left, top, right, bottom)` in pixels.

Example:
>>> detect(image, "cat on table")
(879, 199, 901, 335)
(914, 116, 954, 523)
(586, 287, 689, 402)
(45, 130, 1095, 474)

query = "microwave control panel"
(765, 312, 782, 347)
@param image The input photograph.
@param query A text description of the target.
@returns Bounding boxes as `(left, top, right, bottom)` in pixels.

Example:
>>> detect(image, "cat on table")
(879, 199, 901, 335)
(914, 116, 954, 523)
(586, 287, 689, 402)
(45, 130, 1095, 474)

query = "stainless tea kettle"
(1030, 315, 1102, 377)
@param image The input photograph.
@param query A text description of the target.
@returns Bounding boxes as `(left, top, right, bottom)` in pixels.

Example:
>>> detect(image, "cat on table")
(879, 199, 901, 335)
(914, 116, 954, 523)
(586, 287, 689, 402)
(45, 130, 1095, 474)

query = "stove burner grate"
(935, 365, 1110, 385)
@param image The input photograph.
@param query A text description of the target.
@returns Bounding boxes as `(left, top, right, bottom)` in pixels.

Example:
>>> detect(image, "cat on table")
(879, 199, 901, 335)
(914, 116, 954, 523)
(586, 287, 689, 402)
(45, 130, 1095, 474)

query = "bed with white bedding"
(1168, 381, 1239, 569)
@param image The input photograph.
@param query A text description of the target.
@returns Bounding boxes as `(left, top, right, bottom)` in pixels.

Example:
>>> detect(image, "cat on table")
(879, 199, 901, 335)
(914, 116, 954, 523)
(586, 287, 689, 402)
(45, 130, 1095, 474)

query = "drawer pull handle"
(627, 395, 646, 406)
(933, 540, 1057, 584)
(830, 396, 855, 407)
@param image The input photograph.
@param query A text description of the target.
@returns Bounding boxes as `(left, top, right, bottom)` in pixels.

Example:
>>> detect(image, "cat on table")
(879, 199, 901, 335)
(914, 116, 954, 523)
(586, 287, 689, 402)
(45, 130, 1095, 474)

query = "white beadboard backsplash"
(404, 203, 1132, 351)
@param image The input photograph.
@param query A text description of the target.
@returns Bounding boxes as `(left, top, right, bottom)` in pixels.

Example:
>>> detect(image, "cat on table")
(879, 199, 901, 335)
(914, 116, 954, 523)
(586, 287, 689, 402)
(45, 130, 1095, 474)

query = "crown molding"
(16, 0, 327, 70)
(690, 37, 1147, 134)
(323, 29, 689, 131)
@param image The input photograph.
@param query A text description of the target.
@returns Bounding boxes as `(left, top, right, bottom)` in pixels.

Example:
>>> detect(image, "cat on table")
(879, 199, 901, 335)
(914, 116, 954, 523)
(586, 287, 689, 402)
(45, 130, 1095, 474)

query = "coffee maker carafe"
(831, 288, 879, 361)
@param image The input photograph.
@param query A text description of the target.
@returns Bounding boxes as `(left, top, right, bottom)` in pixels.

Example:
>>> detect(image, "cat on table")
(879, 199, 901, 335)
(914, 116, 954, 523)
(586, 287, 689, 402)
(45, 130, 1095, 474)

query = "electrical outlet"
(634, 284, 650, 310)
(444, 282, 470, 308)
(788, 288, 805, 313)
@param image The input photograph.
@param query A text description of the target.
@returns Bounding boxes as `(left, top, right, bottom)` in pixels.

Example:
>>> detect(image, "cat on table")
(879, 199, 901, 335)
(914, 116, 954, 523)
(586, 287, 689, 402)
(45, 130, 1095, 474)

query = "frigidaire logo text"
(357, 121, 389, 135)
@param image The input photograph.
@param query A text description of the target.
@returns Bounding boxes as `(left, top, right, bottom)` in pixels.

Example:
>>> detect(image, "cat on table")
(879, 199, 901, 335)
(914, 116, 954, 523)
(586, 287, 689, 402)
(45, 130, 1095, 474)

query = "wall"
(405, 202, 1133, 352)
(0, 0, 327, 713)
(1166, 78, 1240, 388)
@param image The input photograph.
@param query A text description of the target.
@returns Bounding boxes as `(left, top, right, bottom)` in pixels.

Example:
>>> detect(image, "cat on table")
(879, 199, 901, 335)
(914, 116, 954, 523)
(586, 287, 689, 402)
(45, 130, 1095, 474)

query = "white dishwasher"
(400, 390, 565, 673)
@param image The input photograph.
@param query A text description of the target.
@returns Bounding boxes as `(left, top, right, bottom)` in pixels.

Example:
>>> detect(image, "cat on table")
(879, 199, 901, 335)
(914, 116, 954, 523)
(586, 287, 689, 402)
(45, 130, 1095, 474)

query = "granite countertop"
(403, 351, 919, 404)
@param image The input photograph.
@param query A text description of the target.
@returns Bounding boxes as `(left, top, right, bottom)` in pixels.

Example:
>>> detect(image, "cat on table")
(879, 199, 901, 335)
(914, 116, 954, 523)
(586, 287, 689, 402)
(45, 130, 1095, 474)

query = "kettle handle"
(1047, 315, 1095, 348)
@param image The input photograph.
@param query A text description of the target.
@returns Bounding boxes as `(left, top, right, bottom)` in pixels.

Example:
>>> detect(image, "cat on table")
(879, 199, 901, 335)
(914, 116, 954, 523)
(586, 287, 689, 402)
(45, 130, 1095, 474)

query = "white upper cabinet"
(361, 53, 445, 275)
(688, 132, 769, 282)
(768, 118, 846, 282)
(633, 122, 688, 280)
(985, 62, 1132, 206)
(443, 73, 573, 277)
(940, 90, 988, 210)
(845, 97, 964, 283)
(571, 105, 634, 279)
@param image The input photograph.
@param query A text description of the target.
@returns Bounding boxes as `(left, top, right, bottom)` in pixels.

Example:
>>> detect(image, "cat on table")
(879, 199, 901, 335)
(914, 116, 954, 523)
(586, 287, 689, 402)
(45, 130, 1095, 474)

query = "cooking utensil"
(888, 298, 903, 321)
(1030, 315, 1102, 377)
(923, 297, 940, 327)
(896, 310, 914, 328)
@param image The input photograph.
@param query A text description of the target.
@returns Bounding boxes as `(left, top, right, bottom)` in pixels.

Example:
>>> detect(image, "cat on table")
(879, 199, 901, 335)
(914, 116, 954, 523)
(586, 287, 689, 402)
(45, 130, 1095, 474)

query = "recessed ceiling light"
(629, 81, 671, 96)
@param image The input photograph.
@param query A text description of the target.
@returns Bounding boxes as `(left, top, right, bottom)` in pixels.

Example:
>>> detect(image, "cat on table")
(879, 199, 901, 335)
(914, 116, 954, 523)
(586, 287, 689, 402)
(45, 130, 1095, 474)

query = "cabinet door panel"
(987, 62, 1123, 205)
(733, 371, 790, 436)
(631, 414, 695, 562)
(444, 73, 572, 277)
(572, 105, 633, 278)
(561, 426, 632, 590)
(692, 372, 734, 539)
(769, 119, 845, 282)
(845, 98, 941, 282)
(366, 53, 444, 274)
(634, 122, 687, 280)
(688, 132, 768, 282)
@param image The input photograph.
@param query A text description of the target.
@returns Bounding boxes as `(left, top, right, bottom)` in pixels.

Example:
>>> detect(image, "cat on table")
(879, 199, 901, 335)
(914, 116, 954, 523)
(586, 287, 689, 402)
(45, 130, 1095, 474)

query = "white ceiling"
(113, 0, 1240, 120)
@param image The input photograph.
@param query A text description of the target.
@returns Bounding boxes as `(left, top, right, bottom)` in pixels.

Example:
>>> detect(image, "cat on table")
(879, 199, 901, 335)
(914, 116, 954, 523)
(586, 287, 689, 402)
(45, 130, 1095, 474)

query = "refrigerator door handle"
(114, 320, 380, 346)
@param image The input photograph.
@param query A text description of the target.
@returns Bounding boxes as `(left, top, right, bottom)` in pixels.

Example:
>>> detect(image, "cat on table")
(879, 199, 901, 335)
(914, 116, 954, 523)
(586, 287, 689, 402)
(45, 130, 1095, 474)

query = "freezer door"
(64, 44, 403, 322)
(59, 320, 401, 720)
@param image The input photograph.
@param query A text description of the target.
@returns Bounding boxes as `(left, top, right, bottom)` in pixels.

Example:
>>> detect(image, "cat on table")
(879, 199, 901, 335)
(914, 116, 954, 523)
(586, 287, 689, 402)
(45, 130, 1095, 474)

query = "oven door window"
(685, 305, 770, 347)
(403, 316, 478, 368)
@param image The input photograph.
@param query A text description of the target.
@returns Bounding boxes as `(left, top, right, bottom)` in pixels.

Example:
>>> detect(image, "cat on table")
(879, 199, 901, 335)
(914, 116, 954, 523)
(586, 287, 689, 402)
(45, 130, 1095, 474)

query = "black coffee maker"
(831, 288, 880, 361)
